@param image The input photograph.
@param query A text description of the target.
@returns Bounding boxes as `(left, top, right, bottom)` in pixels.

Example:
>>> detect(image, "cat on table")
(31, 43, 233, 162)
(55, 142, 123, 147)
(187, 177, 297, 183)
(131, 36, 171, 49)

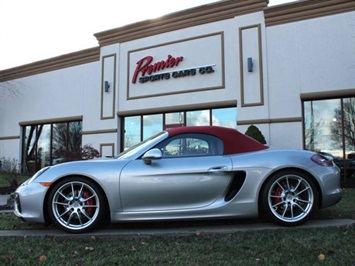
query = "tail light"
(311, 153, 333, 167)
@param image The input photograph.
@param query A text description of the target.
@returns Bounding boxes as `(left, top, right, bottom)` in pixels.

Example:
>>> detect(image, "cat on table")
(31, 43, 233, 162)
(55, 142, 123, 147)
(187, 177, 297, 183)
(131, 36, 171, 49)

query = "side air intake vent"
(225, 171, 246, 201)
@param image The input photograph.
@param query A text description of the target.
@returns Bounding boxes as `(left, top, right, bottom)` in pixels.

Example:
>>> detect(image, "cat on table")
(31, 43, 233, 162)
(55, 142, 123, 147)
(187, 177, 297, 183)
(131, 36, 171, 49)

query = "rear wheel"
(47, 177, 107, 233)
(261, 170, 318, 226)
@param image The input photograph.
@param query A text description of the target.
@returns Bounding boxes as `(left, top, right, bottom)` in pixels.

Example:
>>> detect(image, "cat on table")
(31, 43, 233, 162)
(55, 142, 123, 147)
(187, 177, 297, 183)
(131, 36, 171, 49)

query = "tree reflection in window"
(304, 97, 355, 182)
(52, 122, 82, 163)
(23, 120, 82, 173)
(330, 98, 355, 151)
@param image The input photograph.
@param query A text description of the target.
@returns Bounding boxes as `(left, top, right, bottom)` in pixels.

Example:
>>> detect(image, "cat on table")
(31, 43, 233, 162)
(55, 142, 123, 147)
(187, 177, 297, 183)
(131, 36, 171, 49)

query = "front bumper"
(13, 182, 48, 223)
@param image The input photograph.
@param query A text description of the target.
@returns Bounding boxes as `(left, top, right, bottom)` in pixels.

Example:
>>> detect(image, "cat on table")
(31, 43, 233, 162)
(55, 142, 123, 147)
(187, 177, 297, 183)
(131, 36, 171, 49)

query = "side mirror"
(142, 148, 162, 165)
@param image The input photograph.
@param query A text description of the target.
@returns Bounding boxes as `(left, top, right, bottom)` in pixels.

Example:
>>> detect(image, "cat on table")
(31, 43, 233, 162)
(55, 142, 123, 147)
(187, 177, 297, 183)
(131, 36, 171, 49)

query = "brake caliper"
(274, 187, 282, 204)
(83, 192, 94, 215)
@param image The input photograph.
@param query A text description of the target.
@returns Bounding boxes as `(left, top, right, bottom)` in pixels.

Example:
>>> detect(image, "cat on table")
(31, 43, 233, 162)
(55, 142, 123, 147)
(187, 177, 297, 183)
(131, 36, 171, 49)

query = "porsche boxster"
(13, 126, 342, 233)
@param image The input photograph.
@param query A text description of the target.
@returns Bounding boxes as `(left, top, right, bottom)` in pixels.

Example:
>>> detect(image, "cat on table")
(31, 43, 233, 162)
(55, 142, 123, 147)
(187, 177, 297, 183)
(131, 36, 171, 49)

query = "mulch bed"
(0, 186, 16, 195)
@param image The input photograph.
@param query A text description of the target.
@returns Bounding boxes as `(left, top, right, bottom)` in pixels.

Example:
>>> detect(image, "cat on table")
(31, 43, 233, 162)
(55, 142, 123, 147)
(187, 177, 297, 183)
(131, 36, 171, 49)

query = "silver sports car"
(13, 126, 342, 233)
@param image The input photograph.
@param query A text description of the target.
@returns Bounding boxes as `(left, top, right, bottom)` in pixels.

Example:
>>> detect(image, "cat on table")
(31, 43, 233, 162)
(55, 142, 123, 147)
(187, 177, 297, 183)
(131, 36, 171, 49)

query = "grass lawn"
(0, 188, 354, 265)
(0, 226, 353, 265)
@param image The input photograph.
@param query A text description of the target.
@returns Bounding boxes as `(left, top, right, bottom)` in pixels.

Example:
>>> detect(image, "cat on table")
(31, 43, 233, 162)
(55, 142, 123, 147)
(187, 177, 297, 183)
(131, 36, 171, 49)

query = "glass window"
(212, 107, 237, 128)
(143, 114, 162, 140)
(303, 97, 355, 183)
(186, 110, 210, 126)
(342, 98, 355, 157)
(165, 112, 184, 128)
(23, 125, 37, 173)
(122, 106, 237, 151)
(343, 98, 355, 179)
(68, 121, 82, 160)
(304, 99, 341, 154)
(52, 122, 67, 165)
(124, 116, 141, 150)
(37, 124, 51, 168)
(22, 120, 82, 173)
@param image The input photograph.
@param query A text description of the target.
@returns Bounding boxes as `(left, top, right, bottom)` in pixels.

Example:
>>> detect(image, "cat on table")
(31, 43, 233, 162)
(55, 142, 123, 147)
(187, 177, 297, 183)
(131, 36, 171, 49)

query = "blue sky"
(0, 0, 294, 70)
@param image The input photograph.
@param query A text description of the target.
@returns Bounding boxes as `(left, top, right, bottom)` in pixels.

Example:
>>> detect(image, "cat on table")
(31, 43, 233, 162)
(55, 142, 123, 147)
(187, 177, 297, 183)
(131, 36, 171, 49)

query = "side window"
(156, 134, 223, 158)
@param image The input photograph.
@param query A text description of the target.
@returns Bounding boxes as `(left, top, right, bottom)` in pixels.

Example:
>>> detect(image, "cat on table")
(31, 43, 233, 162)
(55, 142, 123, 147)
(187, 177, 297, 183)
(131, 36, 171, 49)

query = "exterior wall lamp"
(247, 57, 253, 72)
(104, 81, 110, 92)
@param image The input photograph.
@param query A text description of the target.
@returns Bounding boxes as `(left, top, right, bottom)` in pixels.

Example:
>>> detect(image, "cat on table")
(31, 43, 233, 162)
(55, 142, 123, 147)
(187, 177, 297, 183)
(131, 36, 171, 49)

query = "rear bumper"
(316, 165, 343, 209)
(321, 187, 343, 209)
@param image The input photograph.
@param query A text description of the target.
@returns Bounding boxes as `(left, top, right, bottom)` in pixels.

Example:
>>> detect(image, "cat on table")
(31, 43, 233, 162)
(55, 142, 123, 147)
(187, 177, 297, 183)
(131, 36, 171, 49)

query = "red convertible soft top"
(166, 126, 268, 155)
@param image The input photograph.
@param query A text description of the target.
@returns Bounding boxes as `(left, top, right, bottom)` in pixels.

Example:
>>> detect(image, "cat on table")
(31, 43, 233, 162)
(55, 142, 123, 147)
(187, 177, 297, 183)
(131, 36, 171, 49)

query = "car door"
(120, 134, 233, 212)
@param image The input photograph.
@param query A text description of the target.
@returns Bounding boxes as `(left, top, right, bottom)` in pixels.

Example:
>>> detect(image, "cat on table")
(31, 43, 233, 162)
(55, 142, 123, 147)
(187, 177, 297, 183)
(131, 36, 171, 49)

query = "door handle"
(208, 166, 228, 173)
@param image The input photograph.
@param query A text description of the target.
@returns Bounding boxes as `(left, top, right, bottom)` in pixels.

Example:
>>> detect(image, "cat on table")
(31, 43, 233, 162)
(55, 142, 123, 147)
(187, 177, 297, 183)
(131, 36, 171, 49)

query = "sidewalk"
(0, 219, 354, 237)
(0, 194, 9, 207)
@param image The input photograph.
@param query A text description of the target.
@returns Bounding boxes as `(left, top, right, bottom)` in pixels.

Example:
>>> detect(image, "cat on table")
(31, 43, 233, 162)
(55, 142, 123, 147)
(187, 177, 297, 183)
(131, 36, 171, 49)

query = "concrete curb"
(0, 194, 9, 207)
(0, 219, 354, 238)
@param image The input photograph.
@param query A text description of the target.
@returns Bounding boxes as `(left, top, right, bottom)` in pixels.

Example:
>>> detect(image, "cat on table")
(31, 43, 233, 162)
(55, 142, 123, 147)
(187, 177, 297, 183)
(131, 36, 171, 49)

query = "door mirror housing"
(142, 148, 162, 165)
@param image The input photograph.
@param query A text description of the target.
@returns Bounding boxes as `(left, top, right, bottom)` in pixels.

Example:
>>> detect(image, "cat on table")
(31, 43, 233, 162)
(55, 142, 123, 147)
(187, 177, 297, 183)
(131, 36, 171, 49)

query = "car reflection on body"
(319, 152, 355, 178)
(13, 126, 342, 233)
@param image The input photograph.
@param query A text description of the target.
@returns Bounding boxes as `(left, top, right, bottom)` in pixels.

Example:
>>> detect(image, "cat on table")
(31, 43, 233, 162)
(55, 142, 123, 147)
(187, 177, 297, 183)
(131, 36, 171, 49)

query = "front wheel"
(260, 170, 319, 226)
(47, 177, 107, 233)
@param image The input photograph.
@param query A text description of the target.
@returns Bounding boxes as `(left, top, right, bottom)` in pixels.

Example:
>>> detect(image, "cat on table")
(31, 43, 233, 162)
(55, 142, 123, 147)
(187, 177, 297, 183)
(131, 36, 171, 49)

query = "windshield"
(117, 131, 166, 159)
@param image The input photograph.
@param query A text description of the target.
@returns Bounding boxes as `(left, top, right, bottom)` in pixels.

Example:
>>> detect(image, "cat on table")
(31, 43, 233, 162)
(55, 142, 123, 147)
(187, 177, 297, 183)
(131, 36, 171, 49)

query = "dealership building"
(0, 0, 354, 174)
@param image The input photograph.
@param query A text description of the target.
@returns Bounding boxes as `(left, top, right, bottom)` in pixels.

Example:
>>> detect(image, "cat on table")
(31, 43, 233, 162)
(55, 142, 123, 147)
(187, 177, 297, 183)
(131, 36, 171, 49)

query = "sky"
(0, 0, 295, 70)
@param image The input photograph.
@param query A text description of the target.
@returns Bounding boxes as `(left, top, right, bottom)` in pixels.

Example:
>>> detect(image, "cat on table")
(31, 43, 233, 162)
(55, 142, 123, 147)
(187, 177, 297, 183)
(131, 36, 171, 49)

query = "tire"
(260, 170, 318, 226)
(47, 176, 107, 233)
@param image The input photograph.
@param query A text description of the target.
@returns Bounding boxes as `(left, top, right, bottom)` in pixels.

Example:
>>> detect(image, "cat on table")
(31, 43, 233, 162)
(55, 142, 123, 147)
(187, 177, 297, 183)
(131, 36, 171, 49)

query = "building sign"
(132, 55, 183, 84)
(127, 32, 224, 99)
(132, 55, 215, 84)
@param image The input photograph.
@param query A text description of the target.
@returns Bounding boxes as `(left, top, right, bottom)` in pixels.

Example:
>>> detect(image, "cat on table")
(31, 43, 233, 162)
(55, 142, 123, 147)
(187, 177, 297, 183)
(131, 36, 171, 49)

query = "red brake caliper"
(83, 192, 94, 215)
(274, 187, 282, 204)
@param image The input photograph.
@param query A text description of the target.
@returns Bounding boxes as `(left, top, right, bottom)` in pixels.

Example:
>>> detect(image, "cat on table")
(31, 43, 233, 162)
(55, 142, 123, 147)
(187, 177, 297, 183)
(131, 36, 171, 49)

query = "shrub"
(0, 157, 20, 187)
(245, 125, 267, 144)
(81, 144, 101, 160)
